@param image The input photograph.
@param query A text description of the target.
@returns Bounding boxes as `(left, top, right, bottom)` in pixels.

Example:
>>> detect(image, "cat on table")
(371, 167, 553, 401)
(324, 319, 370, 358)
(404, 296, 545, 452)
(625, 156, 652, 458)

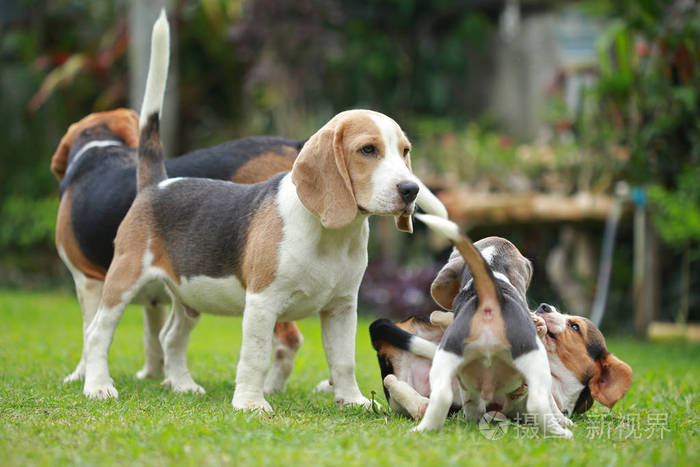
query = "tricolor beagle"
(53, 109, 305, 389)
(80, 12, 444, 411)
(405, 215, 574, 436)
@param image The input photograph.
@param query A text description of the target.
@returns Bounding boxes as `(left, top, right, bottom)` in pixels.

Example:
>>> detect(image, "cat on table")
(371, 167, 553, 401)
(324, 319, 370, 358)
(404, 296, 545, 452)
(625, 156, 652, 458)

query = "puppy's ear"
(292, 121, 357, 229)
(430, 247, 465, 310)
(589, 352, 633, 408)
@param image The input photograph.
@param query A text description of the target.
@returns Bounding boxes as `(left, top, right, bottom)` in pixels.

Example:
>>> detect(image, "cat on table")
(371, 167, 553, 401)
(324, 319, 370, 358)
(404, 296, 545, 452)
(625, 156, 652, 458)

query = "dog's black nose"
(397, 181, 419, 203)
(537, 304, 552, 314)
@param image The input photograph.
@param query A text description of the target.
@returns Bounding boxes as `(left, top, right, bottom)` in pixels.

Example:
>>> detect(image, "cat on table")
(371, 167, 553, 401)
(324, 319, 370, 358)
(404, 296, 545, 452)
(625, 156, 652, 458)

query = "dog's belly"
(458, 343, 523, 402)
(175, 274, 246, 315)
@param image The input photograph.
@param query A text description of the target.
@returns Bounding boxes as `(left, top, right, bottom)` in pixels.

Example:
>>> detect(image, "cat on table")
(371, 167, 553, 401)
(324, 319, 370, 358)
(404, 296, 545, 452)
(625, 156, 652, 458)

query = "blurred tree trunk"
(128, 0, 178, 157)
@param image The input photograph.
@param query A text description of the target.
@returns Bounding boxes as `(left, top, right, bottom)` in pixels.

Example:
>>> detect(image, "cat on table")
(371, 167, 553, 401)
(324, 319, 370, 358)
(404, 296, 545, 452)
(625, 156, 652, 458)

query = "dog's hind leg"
(412, 349, 461, 432)
(384, 374, 429, 419)
(82, 243, 151, 399)
(136, 302, 168, 380)
(264, 322, 304, 394)
(63, 272, 103, 383)
(160, 300, 205, 394)
(513, 343, 573, 439)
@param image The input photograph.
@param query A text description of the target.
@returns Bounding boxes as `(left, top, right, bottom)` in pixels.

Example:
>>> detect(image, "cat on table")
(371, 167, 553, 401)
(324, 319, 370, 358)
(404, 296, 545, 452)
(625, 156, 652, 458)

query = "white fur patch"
(367, 113, 418, 214)
(70, 140, 123, 169)
(139, 10, 170, 129)
(158, 177, 186, 189)
(493, 271, 517, 292)
(415, 213, 461, 242)
(408, 336, 438, 359)
(176, 274, 246, 316)
(415, 179, 448, 219)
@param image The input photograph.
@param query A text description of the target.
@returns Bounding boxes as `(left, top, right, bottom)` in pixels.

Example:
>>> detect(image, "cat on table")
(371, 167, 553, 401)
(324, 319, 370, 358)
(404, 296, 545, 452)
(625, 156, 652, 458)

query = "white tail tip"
(139, 9, 170, 129)
(415, 179, 448, 219)
(414, 213, 461, 242)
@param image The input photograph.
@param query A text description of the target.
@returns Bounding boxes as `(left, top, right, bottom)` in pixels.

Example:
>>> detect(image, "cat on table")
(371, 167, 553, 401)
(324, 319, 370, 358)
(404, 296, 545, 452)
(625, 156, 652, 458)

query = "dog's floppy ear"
(50, 109, 139, 181)
(430, 247, 465, 310)
(292, 120, 357, 229)
(589, 352, 633, 408)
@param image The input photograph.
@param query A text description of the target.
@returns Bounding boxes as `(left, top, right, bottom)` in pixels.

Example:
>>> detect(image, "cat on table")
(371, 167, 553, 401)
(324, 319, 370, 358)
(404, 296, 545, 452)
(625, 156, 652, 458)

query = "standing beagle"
(54, 109, 305, 389)
(409, 214, 574, 436)
(80, 12, 442, 411)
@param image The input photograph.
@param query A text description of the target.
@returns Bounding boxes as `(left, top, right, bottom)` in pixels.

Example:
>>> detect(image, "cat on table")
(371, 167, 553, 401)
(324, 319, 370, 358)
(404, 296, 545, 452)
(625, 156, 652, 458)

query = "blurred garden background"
(1, 0, 698, 338)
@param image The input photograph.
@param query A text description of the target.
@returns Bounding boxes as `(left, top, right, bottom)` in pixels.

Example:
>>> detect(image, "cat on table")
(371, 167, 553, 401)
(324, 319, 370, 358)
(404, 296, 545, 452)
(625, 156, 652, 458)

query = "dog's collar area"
(69, 140, 124, 169)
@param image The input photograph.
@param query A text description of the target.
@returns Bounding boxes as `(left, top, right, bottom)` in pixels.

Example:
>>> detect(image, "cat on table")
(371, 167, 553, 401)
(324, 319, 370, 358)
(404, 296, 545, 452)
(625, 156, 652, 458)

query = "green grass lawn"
(1, 290, 698, 466)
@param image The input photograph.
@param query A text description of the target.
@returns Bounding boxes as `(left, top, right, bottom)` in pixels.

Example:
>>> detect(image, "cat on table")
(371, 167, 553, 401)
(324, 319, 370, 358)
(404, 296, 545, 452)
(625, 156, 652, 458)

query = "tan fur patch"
(100, 198, 170, 308)
(55, 190, 107, 280)
(51, 109, 139, 181)
(553, 317, 597, 383)
(273, 322, 303, 350)
(232, 152, 296, 184)
(241, 199, 283, 293)
(465, 298, 508, 345)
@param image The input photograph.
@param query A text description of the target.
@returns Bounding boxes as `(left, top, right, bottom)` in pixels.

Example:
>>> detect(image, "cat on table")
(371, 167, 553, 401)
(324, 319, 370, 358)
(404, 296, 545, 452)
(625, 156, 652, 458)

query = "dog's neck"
(547, 350, 585, 415)
(279, 173, 370, 254)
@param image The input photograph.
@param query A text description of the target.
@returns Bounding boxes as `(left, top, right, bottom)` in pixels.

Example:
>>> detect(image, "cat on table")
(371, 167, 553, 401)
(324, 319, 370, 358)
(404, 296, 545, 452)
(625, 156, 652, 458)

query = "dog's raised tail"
(415, 213, 499, 310)
(137, 9, 169, 191)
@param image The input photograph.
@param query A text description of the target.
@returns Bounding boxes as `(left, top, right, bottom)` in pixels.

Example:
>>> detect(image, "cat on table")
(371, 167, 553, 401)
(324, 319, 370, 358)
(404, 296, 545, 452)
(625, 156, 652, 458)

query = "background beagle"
(408, 215, 573, 436)
(80, 12, 441, 411)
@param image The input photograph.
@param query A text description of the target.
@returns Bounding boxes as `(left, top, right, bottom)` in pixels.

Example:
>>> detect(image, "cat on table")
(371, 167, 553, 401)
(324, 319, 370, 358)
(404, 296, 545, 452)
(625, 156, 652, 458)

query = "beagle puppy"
(406, 215, 573, 436)
(371, 302, 632, 422)
(80, 12, 439, 411)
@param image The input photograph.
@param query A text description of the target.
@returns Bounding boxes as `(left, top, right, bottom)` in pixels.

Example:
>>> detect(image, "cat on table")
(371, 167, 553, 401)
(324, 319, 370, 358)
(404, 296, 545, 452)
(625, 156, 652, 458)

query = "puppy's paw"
(136, 366, 163, 380)
(232, 397, 273, 413)
(313, 379, 334, 394)
(336, 395, 381, 411)
(430, 310, 454, 330)
(83, 380, 118, 399)
(63, 367, 85, 384)
(263, 374, 287, 395)
(531, 313, 547, 339)
(161, 377, 206, 395)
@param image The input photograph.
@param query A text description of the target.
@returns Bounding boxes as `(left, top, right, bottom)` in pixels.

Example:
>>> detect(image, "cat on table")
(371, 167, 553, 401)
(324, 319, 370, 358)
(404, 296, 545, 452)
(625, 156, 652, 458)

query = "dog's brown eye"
(360, 145, 376, 156)
(568, 321, 581, 334)
(403, 147, 410, 158)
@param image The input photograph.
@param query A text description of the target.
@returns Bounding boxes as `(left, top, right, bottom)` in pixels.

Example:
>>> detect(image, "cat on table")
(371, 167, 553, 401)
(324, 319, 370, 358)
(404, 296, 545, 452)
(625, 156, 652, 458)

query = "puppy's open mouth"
(546, 330, 557, 341)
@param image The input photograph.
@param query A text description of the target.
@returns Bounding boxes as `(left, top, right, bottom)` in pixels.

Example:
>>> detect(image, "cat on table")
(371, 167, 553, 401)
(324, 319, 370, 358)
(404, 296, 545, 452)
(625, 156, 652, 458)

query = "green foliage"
(0, 196, 58, 252)
(582, 1, 700, 185)
(648, 167, 700, 254)
(1, 290, 698, 465)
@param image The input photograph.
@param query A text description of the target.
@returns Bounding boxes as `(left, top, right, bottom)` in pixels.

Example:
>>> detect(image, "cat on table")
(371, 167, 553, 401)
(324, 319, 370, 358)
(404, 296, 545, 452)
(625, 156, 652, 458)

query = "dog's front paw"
(313, 379, 334, 394)
(531, 313, 547, 339)
(63, 366, 85, 383)
(232, 395, 273, 413)
(161, 377, 206, 395)
(136, 366, 163, 380)
(336, 395, 381, 410)
(83, 380, 118, 399)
